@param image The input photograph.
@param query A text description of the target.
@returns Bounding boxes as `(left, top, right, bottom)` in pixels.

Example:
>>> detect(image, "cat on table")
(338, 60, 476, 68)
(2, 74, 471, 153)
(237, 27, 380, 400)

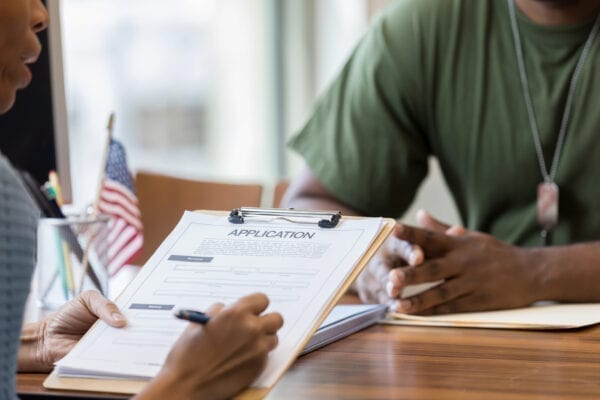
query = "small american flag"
(98, 138, 143, 275)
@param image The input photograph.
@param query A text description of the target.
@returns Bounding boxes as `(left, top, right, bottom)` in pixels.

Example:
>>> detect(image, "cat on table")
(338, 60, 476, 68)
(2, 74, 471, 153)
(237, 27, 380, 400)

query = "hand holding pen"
(175, 309, 211, 325)
(140, 293, 283, 399)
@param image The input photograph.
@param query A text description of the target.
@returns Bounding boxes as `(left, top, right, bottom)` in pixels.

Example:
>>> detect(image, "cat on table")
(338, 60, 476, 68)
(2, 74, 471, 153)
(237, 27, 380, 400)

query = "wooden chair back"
(135, 171, 263, 264)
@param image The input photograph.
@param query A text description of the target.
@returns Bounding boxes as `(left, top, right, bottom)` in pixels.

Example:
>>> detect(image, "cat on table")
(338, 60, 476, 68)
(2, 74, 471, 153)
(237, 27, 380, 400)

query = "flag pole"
(78, 112, 115, 294)
(92, 113, 115, 215)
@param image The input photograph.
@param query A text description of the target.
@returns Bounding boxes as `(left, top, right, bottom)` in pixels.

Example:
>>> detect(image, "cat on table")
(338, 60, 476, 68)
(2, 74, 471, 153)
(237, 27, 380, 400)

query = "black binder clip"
(229, 207, 342, 228)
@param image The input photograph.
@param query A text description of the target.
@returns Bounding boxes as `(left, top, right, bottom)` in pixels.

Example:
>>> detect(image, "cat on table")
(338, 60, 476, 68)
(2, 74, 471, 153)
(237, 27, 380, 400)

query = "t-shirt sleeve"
(289, 2, 431, 218)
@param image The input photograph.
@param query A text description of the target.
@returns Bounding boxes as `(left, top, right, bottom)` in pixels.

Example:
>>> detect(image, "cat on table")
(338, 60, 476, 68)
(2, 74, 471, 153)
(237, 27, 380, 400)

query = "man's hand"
(386, 210, 466, 300)
(354, 209, 459, 304)
(354, 234, 424, 304)
(389, 221, 539, 315)
(19, 290, 126, 372)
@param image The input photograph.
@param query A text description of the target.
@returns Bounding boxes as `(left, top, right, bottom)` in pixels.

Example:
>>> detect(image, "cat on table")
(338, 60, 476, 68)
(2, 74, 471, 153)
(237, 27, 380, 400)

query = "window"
(60, 1, 399, 210)
(61, 0, 277, 207)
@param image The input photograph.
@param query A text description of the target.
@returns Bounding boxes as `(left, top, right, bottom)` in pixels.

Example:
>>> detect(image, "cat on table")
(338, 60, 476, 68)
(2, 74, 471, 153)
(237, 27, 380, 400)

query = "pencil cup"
(35, 216, 110, 310)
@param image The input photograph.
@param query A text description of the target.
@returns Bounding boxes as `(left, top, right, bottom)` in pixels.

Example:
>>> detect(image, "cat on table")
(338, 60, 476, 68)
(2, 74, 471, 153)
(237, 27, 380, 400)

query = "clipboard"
(44, 208, 396, 399)
(229, 207, 342, 228)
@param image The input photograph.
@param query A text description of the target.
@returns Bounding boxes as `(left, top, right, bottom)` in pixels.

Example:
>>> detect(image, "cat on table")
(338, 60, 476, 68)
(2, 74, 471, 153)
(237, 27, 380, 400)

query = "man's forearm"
(528, 242, 600, 302)
(281, 167, 363, 216)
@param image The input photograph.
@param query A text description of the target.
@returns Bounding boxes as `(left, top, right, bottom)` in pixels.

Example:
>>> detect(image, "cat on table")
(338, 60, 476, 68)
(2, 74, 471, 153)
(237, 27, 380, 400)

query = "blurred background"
(60, 0, 458, 224)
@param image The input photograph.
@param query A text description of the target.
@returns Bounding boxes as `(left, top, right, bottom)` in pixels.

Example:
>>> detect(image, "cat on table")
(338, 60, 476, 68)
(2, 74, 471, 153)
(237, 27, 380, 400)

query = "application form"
(57, 211, 384, 388)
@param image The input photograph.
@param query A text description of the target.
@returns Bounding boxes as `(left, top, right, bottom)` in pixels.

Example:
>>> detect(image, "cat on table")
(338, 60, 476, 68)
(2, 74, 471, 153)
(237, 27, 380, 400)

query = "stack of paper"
(301, 304, 388, 355)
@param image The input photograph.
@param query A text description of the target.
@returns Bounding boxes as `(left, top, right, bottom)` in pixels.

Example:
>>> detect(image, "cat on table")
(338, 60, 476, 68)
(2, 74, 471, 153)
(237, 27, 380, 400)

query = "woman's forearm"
(18, 321, 49, 372)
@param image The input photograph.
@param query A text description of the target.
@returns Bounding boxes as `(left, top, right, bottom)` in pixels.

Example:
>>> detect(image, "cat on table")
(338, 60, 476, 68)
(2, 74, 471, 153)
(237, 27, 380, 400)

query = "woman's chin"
(0, 91, 16, 115)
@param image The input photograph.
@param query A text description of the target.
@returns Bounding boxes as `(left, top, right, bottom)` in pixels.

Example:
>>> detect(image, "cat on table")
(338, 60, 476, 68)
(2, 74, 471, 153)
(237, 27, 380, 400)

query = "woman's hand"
(19, 290, 126, 372)
(137, 293, 284, 400)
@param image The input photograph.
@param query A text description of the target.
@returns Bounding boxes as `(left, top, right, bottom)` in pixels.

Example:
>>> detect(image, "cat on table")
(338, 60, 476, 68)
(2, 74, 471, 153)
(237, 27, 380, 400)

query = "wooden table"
(18, 322, 600, 399)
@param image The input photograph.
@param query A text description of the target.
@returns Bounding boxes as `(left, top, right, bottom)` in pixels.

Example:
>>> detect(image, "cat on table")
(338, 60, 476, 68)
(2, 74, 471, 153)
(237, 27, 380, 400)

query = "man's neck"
(515, 0, 599, 26)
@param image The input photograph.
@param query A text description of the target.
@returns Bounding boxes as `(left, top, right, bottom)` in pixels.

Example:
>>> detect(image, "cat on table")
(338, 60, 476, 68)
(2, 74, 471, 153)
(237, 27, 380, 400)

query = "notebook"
(301, 304, 388, 355)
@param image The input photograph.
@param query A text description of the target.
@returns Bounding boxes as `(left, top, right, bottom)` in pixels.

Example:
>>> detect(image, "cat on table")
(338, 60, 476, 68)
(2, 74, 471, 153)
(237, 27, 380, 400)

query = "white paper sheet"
(57, 211, 383, 388)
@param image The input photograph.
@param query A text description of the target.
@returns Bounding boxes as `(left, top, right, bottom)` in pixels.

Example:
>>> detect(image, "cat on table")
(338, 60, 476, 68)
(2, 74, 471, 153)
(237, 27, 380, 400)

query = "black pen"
(175, 309, 211, 325)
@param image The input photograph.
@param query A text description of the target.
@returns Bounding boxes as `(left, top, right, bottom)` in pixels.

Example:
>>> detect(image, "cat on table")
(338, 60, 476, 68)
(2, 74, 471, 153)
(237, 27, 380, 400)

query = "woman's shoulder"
(0, 152, 39, 227)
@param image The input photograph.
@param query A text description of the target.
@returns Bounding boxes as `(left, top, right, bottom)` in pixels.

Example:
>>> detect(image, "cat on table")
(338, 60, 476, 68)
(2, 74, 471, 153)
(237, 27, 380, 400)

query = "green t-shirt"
(289, 0, 600, 247)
